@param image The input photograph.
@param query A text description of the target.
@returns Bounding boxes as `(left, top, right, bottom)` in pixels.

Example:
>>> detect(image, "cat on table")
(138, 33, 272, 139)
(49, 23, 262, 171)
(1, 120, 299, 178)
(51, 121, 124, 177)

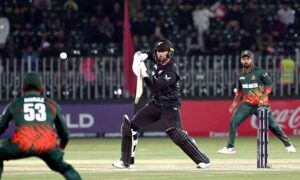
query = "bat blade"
(134, 73, 143, 104)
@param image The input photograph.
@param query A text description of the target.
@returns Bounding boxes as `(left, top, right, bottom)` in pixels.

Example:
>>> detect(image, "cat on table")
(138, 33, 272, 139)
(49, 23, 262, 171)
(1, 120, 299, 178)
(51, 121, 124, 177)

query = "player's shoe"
(285, 144, 296, 153)
(217, 147, 236, 154)
(112, 160, 133, 169)
(196, 162, 210, 169)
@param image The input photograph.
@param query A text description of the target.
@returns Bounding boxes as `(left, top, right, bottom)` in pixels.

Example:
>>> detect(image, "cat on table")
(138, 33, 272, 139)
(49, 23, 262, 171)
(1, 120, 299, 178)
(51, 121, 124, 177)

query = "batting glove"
(132, 52, 141, 76)
(133, 51, 148, 76)
(134, 51, 148, 62)
(140, 62, 149, 78)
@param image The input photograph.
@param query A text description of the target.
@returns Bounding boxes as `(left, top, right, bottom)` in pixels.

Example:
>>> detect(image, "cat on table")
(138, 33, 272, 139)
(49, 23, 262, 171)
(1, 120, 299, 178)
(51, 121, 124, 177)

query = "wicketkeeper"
(218, 50, 296, 154)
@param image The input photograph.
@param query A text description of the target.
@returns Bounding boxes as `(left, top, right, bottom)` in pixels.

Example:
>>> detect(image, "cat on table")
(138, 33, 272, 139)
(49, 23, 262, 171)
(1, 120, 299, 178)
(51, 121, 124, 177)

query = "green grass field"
(2, 137, 300, 180)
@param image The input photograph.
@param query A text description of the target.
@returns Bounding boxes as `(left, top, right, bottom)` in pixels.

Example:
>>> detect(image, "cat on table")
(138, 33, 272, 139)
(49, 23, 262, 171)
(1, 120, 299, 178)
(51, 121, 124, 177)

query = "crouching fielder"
(0, 73, 81, 180)
(112, 39, 210, 169)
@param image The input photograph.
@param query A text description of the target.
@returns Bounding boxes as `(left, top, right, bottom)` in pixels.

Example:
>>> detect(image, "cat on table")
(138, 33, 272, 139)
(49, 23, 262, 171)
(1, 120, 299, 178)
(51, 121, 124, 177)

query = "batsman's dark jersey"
(236, 66, 272, 105)
(145, 58, 181, 107)
(131, 57, 182, 130)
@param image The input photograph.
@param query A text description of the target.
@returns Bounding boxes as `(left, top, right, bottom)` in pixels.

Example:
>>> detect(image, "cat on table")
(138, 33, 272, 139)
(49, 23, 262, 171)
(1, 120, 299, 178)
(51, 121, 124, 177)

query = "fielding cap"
(241, 50, 254, 58)
(23, 73, 43, 89)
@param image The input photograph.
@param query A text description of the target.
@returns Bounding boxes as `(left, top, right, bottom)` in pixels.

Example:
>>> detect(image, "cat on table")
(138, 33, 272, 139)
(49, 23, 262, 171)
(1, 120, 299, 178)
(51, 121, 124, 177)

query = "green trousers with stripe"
(0, 139, 81, 180)
(227, 103, 291, 148)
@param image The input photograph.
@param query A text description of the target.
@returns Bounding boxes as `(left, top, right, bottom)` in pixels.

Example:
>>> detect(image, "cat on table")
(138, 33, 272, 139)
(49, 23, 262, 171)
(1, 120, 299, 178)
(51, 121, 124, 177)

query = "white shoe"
(217, 147, 236, 154)
(112, 160, 133, 169)
(285, 145, 296, 153)
(197, 162, 210, 169)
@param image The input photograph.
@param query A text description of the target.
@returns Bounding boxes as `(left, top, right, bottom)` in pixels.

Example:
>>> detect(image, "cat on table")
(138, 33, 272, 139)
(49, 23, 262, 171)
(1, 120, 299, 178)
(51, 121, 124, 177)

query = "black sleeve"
(144, 71, 178, 93)
(235, 80, 243, 96)
(54, 105, 69, 148)
(238, 80, 242, 89)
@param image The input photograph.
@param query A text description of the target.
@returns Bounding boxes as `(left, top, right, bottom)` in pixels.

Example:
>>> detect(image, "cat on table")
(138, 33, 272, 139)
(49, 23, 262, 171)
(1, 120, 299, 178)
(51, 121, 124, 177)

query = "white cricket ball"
(233, 88, 237, 93)
(59, 52, 67, 60)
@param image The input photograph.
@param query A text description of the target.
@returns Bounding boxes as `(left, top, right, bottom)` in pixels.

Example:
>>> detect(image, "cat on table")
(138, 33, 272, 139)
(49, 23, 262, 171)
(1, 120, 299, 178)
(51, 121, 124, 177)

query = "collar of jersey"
(24, 91, 42, 96)
(159, 59, 173, 68)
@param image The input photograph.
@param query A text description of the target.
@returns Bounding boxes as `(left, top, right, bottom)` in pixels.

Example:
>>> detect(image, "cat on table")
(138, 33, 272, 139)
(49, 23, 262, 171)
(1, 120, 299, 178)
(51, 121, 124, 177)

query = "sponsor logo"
(242, 83, 258, 89)
(164, 74, 171, 81)
(64, 113, 95, 128)
(294, 129, 300, 135)
(251, 106, 300, 130)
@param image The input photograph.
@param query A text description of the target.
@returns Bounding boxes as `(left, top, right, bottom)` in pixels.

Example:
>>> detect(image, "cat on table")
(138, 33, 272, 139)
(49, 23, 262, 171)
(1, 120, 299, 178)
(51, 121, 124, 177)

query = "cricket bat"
(134, 70, 143, 104)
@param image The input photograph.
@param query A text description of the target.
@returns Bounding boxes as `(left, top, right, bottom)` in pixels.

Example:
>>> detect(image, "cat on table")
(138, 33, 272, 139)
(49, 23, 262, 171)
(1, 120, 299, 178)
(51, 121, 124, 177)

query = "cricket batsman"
(0, 73, 81, 179)
(218, 50, 296, 154)
(113, 39, 210, 169)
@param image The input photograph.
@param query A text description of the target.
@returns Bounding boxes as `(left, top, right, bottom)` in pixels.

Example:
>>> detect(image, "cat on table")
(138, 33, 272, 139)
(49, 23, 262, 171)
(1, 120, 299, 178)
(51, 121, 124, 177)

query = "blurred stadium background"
(1, 0, 300, 179)
(0, 0, 299, 138)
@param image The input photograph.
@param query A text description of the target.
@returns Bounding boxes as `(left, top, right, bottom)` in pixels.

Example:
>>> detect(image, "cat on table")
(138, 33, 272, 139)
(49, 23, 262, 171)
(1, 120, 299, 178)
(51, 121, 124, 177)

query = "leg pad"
(120, 115, 138, 167)
(166, 127, 210, 164)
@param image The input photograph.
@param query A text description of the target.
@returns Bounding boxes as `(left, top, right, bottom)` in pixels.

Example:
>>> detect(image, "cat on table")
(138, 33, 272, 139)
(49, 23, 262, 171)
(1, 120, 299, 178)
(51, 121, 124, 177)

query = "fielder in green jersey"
(0, 73, 81, 179)
(218, 50, 296, 154)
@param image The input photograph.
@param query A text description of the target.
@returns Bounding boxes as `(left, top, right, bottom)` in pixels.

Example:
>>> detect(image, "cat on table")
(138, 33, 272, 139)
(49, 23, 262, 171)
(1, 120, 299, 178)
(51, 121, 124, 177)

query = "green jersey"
(236, 66, 273, 105)
(0, 92, 69, 153)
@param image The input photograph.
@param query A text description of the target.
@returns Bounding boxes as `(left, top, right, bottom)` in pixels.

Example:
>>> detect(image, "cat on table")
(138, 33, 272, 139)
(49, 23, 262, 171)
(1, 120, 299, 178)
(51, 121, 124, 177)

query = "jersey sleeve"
(260, 69, 273, 94)
(144, 71, 178, 93)
(235, 80, 243, 96)
(54, 104, 69, 148)
(0, 103, 13, 135)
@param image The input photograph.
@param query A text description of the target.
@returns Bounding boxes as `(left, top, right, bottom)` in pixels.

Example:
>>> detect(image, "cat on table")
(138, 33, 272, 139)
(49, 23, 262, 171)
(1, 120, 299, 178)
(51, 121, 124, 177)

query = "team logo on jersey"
(164, 74, 171, 81)
(251, 75, 256, 80)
